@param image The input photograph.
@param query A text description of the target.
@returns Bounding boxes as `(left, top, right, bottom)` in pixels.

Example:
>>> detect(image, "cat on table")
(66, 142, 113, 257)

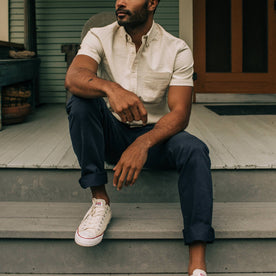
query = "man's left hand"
(113, 138, 149, 190)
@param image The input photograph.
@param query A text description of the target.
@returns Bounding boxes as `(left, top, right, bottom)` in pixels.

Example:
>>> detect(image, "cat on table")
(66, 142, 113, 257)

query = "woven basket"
(2, 103, 31, 125)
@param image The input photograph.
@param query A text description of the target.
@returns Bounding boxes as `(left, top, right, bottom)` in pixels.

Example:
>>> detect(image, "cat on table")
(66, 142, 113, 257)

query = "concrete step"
(0, 202, 275, 239)
(2, 274, 275, 276)
(0, 168, 275, 202)
(1, 239, 275, 274)
(0, 202, 275, 274)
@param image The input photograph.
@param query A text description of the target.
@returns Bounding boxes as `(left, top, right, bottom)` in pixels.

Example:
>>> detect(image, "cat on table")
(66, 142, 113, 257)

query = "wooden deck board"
(222, 116, 276, 168)
(191, 105, 276, 168)
(0, 103, 275, 169)
(225, 116, 276, 165)
(57, 146, 79, 168)
(41, 132, 72, 168)
(4, 106, 67, 168)
(8, 120, 68, 168)
(188, 108, 238, 169)
(0, 107, 64, 166)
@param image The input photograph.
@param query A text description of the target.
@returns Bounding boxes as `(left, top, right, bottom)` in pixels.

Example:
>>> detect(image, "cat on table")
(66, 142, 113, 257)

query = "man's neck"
(125, 19, 153, 51)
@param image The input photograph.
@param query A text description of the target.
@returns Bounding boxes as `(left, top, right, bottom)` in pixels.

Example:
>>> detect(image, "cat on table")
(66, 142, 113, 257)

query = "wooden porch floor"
(0, 103, 275, 170)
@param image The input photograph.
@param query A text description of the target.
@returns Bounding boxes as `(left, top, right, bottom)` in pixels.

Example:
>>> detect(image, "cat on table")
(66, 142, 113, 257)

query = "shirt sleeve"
(77, 30, 103, 64)
(169, 43, 194, 87)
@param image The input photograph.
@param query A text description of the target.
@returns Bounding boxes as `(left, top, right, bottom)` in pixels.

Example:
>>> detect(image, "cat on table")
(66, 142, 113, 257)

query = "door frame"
(193, 0, 276, 100)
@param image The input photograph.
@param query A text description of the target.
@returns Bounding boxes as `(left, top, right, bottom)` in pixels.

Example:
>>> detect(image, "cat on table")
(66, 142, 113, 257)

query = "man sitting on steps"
(65, 0, 215, 275)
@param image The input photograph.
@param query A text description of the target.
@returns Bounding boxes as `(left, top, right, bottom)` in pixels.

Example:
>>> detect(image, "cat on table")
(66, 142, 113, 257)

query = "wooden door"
(193, 0, 276, 97)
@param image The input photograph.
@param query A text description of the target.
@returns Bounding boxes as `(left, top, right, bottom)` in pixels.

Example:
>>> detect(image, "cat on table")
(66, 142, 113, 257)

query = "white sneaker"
(75, 198, 112, 247)
(191, 269, 207, 276)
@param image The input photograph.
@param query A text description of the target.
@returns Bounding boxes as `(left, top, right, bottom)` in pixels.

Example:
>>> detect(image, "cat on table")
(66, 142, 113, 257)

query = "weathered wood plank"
(0, 105, 64, 166)
(0, 106, 67, 167)
(186, 112, 226, 168)
(192, 105, 276, 168)
(0, 104, 275, 169)
(57, 146, 79, 168)
(41, 132, 72, 167)
(8, 122, 68, 167)
(189, 108, 238, 169)
(224, 116, 276, 165)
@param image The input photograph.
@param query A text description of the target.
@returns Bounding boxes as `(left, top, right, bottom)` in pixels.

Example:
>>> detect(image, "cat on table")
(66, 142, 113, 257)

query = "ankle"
(188, 263, 206, 276)
(90, 185, 110, 205)
(188, 241, 206, 275)
(93, 195, 110, 205)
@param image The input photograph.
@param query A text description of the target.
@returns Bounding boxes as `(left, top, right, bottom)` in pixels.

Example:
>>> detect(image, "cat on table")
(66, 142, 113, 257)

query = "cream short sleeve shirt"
(77, 21, 194, 126)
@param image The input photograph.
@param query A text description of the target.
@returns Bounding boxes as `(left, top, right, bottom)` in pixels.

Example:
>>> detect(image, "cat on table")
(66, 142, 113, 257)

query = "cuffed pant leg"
(66, 96, 109, 189)
(166, 131, 215, 245)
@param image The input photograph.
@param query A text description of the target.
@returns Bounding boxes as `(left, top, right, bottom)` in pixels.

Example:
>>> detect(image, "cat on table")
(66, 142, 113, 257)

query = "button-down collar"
(121, 21, 160, 46)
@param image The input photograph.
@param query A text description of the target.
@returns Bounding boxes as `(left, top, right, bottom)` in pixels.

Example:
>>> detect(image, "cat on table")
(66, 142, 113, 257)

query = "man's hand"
(107, 85, 147, 124)
(113, 138, 149, 190)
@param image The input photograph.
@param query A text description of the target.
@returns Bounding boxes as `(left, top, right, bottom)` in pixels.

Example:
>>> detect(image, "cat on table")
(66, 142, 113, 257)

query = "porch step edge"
(0, 273, 276, 276)
(0, 202, 275, 240)
(1, 169, 276, 203)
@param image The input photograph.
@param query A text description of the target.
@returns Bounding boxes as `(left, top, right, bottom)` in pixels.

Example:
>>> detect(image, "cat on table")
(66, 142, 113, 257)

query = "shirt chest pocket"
(141, 72, 172, 103)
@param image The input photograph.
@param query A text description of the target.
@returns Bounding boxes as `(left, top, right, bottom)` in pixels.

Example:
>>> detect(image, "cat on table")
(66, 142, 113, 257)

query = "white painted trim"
(0, 0, 9, 41)
(179, 0, 193, 50)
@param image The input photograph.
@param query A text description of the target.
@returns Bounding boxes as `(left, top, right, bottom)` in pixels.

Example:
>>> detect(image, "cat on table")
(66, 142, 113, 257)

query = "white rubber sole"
(74, 229, 104, 247)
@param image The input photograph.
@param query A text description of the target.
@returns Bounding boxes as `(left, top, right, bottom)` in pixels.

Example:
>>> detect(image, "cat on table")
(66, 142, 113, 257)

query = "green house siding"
(9, 0, 179, 104)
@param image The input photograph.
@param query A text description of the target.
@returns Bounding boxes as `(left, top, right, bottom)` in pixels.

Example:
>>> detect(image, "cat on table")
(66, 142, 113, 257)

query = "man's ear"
(147, 0, 159, 12)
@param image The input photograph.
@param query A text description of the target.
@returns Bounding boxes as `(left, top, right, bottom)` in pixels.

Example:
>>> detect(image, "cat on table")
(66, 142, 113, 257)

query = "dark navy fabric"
(66, 95, 215, 244)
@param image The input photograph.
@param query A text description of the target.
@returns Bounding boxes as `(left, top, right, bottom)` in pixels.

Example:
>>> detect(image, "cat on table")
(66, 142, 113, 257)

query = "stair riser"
(0, 239, 275, 274)
(1, 274, 275, 276)
(0, 169, 275, 202)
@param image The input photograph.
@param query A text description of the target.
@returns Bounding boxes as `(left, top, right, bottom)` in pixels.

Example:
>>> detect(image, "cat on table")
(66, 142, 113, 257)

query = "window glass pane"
(243, 0, 268, 72)
(206, 0, 231, 72)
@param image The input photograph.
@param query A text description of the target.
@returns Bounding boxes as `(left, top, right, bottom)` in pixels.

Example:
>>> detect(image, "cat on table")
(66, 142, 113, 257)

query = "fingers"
(113, 165, 138, 190)
(108, 88, 148, 124)
(119, 105, 147, 124)
(113, 163, 126, 191)
(120, 109, 134, 123)
(130, 106, 142, 122)
(113, 164, 120, 188)
(130, 168, 141, 186)
(116, 166, 128, 191)
(126, 168, 135, 186)
(115, 96, 147, 124)
(137, 102, 148, 125)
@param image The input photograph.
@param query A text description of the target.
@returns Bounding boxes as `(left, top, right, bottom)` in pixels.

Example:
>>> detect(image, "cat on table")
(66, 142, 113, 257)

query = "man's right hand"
(65, 55, 147, 124)
(107, 85, 148, 125)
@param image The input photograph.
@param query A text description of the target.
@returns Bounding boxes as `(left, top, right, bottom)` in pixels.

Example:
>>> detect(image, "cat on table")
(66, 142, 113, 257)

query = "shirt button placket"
(132, 58, 138, 95)
(129, 43, 137, 93)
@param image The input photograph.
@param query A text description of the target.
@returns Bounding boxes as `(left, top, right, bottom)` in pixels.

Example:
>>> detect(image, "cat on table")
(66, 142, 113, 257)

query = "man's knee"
(168, 132, 210, 168)
(189, 136, 209, 157)
(170, 132, 209, 154)
(67, 96, 103, 121)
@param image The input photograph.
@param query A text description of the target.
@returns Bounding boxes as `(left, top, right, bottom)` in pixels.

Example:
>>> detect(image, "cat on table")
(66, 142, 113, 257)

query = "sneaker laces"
(80, 202, 107, 233)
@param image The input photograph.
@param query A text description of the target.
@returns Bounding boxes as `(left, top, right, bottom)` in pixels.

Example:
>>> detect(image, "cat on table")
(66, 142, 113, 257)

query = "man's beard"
(116, 2, 149, 28)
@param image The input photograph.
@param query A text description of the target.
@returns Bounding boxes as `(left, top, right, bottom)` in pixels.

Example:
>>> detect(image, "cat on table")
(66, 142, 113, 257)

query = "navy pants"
(67, 95, 215, 245)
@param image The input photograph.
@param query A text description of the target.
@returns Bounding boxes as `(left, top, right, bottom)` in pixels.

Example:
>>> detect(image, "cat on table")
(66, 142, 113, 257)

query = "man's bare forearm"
(136, 109, 190, 149)
(64, 55, 148, 123)
(65, 66, 119, 98)
(135, 86, 192, 150)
